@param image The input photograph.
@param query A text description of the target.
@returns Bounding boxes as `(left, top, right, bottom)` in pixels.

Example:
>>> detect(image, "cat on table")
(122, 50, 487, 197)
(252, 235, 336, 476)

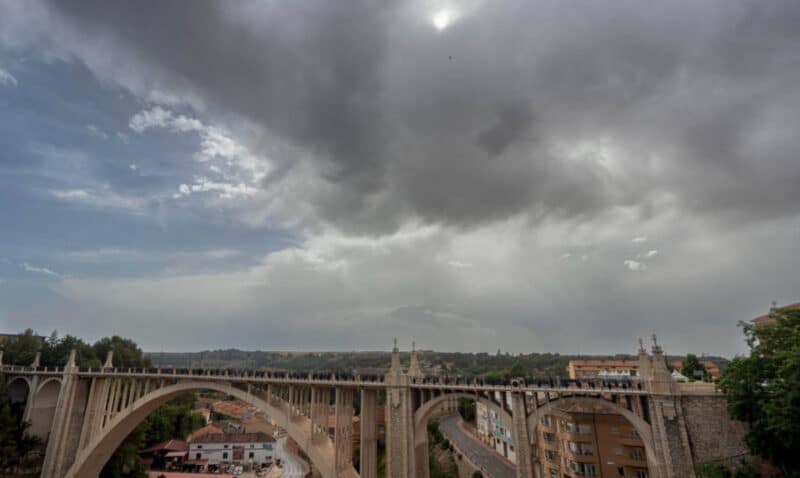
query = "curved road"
(276, 436, 309, 478)
(438, 415, 516, 478)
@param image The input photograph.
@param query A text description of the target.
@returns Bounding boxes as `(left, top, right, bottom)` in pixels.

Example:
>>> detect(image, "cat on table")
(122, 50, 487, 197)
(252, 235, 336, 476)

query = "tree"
(720, 307, 800, 475)
(509, 362, 526, 378)
(93, 336, 151, 368)
(41, 333, 100, 368)
(0, 329, 43, 365)
(681, 354, 708, 381)
(458, 398, 476, 423)
(0, 378, 41, 472)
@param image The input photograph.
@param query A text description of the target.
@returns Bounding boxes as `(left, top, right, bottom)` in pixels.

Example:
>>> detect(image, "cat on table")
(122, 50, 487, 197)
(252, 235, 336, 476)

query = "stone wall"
(681, 396, 749, 464)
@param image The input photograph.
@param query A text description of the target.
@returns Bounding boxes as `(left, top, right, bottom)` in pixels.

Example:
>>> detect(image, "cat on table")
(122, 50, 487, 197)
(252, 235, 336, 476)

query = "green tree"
(458, 398, 476, 423)
(720, 308, 800, 475)
(681, 354, 708, 381)
(93, 336, 151, 368)
(0, 378, 41, 472)
(41, 333, 100, 368)
(1, 329, 43, 365)
(509, 362, 526, 378)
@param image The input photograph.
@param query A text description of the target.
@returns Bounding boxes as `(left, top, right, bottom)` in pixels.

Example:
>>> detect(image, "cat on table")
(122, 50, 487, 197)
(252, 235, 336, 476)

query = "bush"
(440, 438, 450, 450)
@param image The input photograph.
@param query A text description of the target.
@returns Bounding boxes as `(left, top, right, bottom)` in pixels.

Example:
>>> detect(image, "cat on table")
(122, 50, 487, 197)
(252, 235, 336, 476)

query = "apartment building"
(536, 407, 649, 478)
(476, 401, 649, 477)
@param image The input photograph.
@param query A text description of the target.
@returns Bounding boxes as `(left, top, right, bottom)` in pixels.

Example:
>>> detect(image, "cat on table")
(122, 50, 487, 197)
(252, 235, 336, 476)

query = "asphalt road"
(438, 415, 516, 478)
(276, 436, 309, 478)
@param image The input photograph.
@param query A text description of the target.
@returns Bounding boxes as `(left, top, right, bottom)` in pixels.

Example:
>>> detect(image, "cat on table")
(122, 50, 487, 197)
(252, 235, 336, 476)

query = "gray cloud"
(0, 0, 793, 234)
(1, 0, 800, 355)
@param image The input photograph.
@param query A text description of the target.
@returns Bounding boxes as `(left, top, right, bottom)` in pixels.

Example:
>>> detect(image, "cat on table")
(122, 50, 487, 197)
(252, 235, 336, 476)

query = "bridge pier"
(334, 388, 355, 475)
(360, 388, 378, 478)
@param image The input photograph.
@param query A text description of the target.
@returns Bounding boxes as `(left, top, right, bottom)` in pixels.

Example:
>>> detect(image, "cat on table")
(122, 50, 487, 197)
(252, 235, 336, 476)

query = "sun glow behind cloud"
(431, 8, 457, 31)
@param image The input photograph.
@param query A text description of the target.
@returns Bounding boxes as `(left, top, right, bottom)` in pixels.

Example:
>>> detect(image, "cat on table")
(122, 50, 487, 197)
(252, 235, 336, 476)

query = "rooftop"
(190, 431, 275, 445)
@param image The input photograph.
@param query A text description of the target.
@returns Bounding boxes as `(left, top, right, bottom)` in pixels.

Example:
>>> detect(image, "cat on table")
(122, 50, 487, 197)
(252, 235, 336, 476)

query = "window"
(571, 462, 597, 476)
(550, 470, 558, 478)
(543, 432, 556, 443)
(224, 444, 229, 448)
(609, 426, 619, 434)
(636, 471, 648, 478)
(613, 447, 623, 455)
(249, 452, 255, 459)
(545, 450, 558, 461)
(251, 444, 255, 448)
(196, 453, 202, 460)
(223, 452, 229, 460)
(631, 448, 644, 460)
(618, 467, 624, 476)
(196, 445, 203, 449)
(577, 423, 592, 434)
(542, 415, 553, 426)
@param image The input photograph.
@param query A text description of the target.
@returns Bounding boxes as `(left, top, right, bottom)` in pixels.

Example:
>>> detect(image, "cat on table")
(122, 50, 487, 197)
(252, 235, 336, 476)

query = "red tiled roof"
(190, 431, 275, 444)
(140, 439, 188, 454)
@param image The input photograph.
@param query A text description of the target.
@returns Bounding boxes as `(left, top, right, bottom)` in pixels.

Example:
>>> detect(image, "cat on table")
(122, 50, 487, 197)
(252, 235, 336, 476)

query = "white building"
(188, 432, 275, 469)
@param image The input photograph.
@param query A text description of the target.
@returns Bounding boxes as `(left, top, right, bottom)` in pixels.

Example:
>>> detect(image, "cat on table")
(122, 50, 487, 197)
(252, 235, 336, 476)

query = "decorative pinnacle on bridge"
(638, 337, 646, 353)
(393, 337, 398, 351)
(651, 333, 663, 354)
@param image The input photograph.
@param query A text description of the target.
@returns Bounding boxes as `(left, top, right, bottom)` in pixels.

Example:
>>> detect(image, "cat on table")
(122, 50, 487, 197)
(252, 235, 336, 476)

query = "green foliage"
(41, 333, 101, 368)
(1, 329, 43, 365)
(0, 378, 42, 472)
(681, 354, 708, 381)
(93, 336, 151, 368)
(439, 438, 450, 450)
(1, 330, 149, 368)
(428, 418, 445, 444)
(720, 308, 800, 475)
(458, 398, 476, 423)
(509, 362, 526, 378)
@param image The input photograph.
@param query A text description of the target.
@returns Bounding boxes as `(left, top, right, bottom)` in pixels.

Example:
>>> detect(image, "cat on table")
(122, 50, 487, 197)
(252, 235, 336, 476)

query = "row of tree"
(1, 329, 151, 369)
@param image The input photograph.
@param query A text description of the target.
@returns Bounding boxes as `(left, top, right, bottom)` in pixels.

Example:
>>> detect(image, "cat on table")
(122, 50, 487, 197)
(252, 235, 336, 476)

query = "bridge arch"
(64, 380, 350, 478)
(28, 378, 61, 439)
(526, 395, 660, 475)
(5, 375, 31, 403)
(412, 392, 513, 478)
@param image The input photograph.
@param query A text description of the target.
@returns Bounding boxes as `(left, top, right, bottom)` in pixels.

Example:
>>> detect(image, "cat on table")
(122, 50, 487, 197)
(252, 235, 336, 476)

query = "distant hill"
(145, 349, 729, 378)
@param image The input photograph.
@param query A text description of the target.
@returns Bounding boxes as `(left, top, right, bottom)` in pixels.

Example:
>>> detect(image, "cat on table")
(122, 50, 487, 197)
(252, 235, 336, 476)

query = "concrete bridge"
(0, 341, 748, 478)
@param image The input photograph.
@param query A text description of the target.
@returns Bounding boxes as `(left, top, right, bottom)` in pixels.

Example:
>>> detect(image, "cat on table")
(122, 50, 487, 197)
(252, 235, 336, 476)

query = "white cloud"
(86, 124, 109, 140)
(560, 252, 572, 260)
(49, 188, 146, 214)
(645, 249, 659, 258)
(129, 163, 138, 171)
(446, 260, 473, 269)
(0, 67, 17, 87)
(21, 262, 60, 277)
(581, 254, 589, 262)
(623, 259, 647, 272)
(632, 236, 648, 244)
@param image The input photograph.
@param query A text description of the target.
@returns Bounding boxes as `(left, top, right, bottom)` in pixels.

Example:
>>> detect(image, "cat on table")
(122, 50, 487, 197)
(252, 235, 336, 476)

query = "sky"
(0, 0, 798, 356)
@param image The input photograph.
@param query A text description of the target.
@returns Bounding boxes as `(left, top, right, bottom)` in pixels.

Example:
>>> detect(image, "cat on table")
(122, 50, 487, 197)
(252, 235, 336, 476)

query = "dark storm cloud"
(31, 0, 800, 232)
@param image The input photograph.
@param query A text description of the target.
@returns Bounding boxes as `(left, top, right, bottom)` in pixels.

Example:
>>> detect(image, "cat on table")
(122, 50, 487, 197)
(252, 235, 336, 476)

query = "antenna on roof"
(770, 300, 778, 310)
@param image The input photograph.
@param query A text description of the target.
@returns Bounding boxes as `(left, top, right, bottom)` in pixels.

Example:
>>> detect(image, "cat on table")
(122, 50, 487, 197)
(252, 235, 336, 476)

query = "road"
(439, 414, 516, 478)
(275, 436, 309, 478)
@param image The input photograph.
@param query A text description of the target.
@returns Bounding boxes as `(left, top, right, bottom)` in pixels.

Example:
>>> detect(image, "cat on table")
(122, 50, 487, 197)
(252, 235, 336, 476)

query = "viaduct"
(0, 340, 748, 478)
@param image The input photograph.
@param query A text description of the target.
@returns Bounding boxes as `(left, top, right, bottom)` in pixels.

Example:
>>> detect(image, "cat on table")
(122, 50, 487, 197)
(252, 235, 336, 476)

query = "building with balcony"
(535, 404, 649, 478)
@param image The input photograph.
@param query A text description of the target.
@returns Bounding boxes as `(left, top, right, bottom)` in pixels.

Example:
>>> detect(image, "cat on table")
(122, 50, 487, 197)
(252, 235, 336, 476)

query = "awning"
(165, 451, 187, 458)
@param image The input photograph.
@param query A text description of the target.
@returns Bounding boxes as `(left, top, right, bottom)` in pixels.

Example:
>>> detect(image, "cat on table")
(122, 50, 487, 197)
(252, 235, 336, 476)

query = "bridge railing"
(0, 364, 670, 394)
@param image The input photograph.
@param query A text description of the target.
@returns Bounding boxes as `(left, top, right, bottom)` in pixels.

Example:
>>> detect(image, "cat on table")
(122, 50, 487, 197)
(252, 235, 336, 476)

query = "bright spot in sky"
(432, 9, 454, 30)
